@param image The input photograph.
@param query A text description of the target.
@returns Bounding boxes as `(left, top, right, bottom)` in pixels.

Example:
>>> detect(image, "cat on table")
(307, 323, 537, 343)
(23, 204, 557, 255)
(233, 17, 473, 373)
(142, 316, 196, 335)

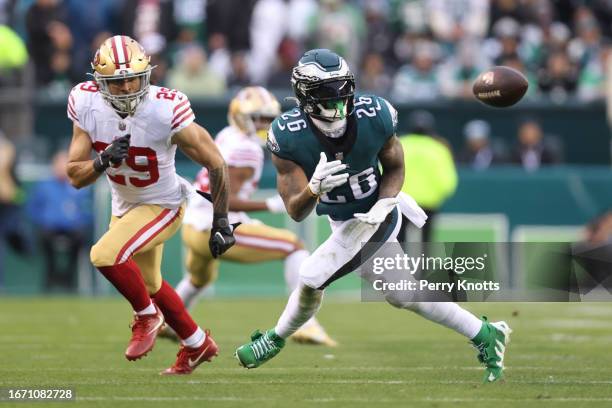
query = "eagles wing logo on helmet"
(91, 35, 153, 115)
(93, 50, 101, 67)
(293, 65, 327, 83)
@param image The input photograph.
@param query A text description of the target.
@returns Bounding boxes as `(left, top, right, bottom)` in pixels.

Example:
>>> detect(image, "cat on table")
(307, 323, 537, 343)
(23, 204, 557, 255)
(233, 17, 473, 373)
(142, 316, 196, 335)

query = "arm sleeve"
(378, 96, 398, 140)
(266, 124, 292, 161)
(169, 91, 195, 136)
(67, 87, 83, 128)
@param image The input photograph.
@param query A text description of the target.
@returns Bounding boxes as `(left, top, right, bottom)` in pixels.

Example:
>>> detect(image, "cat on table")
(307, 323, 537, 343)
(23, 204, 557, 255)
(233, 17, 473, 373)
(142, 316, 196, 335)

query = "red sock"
(98, 259, 151, 312)
(152, 280, 198, 339)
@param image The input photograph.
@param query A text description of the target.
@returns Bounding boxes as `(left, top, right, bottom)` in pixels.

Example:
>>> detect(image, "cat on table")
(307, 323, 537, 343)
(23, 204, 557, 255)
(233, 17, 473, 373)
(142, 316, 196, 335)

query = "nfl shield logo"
(118, 122, 126, 131)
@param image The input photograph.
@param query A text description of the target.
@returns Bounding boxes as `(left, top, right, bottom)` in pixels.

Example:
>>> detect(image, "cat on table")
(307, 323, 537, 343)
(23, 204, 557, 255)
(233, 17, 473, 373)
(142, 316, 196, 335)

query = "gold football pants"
(90, 203, 185, 294)
(182, 222, 303, 288)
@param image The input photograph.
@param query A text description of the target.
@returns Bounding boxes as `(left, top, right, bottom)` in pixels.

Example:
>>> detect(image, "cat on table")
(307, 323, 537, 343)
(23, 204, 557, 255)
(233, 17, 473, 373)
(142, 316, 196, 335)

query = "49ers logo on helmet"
(93, 50, 101, 67)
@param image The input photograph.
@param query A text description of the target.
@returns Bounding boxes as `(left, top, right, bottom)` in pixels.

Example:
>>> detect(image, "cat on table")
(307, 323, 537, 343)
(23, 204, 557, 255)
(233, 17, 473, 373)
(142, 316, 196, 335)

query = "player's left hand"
(209, 216, 239, 258)
(353, 197, 398, 225)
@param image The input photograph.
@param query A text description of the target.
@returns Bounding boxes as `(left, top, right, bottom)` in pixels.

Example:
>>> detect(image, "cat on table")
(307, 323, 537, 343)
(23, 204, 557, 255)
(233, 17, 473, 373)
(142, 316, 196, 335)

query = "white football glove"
(265, 194, 286, 213)
(398, 192, 427, 228)
(353, 197, 399, 225)
(308, 152, 349, 196)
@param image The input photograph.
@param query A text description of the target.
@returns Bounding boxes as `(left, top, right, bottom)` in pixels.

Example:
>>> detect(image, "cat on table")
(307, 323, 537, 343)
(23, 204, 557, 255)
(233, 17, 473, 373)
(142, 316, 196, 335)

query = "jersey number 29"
(93, 142, 159, 187)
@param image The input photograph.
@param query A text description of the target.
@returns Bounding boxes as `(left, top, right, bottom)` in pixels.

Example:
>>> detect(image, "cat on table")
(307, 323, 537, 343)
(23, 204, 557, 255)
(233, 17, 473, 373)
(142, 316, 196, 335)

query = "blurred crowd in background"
(1, 0, 611, 103)
(1, 0, 611, 292)
(0, 0, 590, 170)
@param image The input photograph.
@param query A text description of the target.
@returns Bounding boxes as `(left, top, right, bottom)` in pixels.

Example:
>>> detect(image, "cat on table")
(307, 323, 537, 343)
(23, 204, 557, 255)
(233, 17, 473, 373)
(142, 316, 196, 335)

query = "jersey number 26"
(320, 167, 377, 203)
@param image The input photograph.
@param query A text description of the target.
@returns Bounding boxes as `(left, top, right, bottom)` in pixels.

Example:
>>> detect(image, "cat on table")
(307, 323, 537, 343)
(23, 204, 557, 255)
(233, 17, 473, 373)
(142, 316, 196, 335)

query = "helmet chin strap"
(310, 116, 347, 139)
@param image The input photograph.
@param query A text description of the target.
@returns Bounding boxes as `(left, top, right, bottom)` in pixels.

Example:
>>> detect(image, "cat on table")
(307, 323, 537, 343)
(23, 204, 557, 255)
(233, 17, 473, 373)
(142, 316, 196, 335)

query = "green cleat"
(471, 317, 512, 383)
(235, 329, 285, 369)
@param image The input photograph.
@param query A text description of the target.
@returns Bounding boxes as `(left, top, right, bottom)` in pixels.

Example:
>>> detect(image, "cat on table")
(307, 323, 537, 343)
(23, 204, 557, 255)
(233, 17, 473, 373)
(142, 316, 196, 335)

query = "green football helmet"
(291, 48, 355, 122)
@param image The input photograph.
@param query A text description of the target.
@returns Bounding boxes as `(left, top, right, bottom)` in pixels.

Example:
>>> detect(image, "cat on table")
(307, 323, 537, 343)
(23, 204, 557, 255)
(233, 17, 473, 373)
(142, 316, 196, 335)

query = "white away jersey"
(67, 82, 195, 216)
(183, 125, 264, 230)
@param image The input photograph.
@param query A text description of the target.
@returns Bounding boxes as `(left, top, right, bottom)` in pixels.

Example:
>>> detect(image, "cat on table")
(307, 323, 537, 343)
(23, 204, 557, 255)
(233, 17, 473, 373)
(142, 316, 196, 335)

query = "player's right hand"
(307, 152, 349, 196)
(94, 134, 131, 172)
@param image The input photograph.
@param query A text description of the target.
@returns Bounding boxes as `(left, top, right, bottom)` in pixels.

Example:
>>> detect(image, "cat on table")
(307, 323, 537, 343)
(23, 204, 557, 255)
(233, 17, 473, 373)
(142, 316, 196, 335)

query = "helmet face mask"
(91, 36, 153, 115)
(95, 70, 152, 115)
(292, 49, 355, 122)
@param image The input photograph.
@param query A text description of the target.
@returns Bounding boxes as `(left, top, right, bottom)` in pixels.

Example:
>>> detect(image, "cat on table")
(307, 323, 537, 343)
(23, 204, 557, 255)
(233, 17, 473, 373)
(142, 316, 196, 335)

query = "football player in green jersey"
(235, 49, 511, 383)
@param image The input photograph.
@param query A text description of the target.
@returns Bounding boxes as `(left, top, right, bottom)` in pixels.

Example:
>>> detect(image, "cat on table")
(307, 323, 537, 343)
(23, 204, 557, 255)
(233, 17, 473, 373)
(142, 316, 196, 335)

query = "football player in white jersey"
(66, 35, 236, 375)
(161, 86, 336, 346)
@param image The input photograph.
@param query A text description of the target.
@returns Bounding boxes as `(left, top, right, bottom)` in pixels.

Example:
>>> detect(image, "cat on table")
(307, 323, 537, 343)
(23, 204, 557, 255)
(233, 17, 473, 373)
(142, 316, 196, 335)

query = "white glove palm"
(354, 197, 399, 225)
(265, 194, 286, 213)
(308, 152, 349, 196)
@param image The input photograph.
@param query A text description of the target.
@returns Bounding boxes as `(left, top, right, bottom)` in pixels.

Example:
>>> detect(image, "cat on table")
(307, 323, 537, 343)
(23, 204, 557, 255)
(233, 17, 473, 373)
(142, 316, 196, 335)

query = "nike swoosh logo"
(277, 122, 286, 130)
(188, 345, 210, 367)
(215, 232, 226, 244)
(147, 316, 164, 336)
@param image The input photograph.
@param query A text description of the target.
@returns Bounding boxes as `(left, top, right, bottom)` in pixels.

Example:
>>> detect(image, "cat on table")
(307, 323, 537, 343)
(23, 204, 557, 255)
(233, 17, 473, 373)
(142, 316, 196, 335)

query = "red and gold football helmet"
(91, 35, 153, 115)
(228, 86, 281, 143)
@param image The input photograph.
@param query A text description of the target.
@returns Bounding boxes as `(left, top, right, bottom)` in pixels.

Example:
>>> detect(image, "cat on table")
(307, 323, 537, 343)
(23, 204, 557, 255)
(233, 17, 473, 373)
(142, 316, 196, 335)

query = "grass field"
(2, 298, 612, 407)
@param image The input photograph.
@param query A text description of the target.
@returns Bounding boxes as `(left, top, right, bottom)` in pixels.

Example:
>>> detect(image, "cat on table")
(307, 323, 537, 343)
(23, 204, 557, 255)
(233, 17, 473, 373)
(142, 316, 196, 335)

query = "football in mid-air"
(472, 66, 528, 107)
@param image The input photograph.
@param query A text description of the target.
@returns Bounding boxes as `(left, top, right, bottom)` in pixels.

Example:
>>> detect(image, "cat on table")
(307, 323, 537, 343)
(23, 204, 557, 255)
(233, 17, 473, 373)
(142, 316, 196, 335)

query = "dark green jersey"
(267, 94, 397, 221)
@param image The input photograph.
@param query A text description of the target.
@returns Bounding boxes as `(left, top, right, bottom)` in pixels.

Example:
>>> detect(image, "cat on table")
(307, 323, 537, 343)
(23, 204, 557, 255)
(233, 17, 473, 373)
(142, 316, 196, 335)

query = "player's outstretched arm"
(174, 122, 236, 257)
(377, 136, 405, 199)
(66, 124, 102, 189)
(172, 122, 230, 216)
(271, 154, 317, 222)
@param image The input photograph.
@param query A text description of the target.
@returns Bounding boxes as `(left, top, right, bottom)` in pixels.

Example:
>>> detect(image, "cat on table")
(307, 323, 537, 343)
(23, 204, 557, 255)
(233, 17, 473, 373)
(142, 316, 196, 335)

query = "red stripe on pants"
(115, 209, 172, 265)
